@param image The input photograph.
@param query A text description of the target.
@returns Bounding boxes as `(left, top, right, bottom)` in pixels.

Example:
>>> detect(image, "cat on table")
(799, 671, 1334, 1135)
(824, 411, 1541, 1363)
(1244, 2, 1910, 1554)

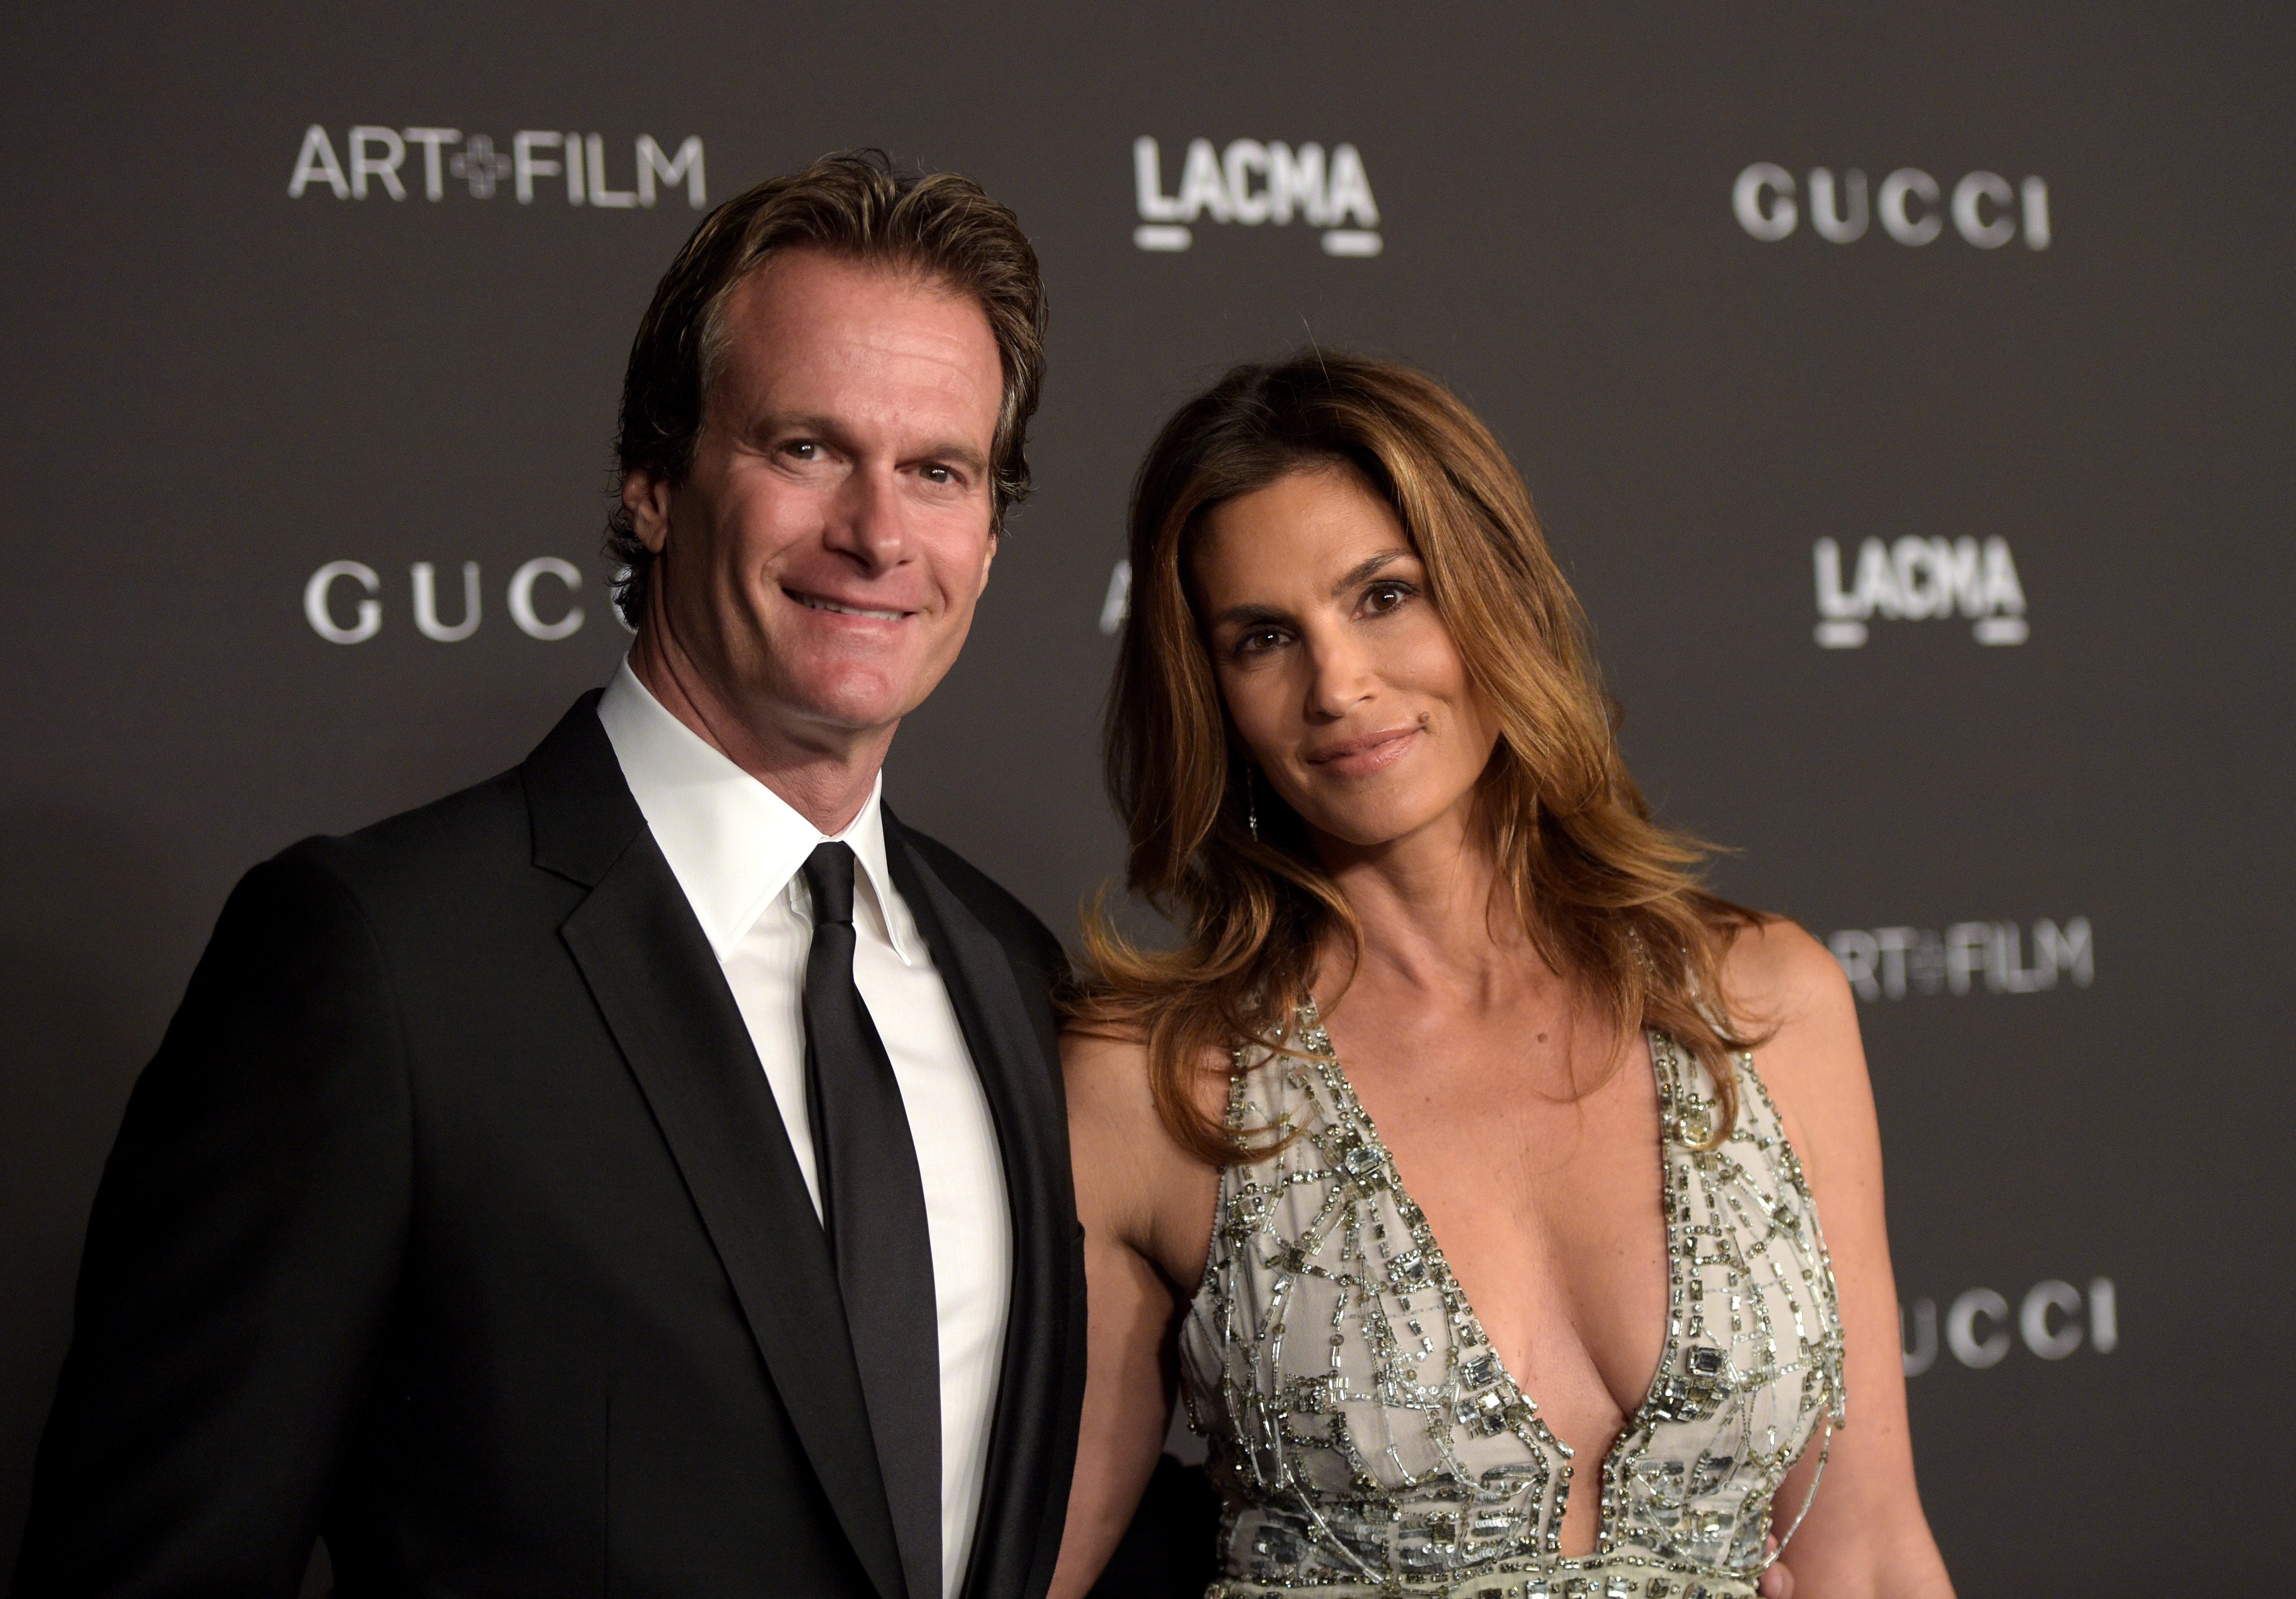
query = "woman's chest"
(1182, 1020, 1848, 1583)
(1336, 1030, 1674, 1433)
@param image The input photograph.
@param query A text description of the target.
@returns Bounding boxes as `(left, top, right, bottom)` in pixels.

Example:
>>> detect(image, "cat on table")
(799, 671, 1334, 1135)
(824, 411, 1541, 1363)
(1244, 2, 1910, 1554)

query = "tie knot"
(800, 841, 857, 928)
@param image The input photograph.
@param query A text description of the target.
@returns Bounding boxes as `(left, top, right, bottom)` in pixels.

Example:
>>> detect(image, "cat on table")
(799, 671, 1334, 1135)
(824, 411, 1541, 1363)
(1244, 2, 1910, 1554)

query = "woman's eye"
(1237, 628, 1286, 655)
(1364, 582, 1412, 613)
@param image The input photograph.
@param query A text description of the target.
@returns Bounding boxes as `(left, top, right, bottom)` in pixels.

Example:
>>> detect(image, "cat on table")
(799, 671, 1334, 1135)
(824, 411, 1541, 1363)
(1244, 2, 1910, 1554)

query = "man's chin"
(764, 673, 921, 740)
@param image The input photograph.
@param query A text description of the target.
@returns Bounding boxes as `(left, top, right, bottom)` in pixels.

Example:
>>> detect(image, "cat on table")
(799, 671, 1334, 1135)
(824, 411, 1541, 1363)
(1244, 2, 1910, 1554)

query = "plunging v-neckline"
(1294, 997, 1685, 1552)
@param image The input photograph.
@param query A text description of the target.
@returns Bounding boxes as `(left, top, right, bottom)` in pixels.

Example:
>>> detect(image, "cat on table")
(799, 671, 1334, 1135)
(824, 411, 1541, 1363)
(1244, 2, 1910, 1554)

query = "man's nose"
(821, 464, 908, 573)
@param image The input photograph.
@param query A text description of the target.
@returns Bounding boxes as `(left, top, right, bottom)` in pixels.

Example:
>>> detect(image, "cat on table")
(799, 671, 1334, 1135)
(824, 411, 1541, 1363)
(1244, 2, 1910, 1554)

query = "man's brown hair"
(605, 148, 1047, 626)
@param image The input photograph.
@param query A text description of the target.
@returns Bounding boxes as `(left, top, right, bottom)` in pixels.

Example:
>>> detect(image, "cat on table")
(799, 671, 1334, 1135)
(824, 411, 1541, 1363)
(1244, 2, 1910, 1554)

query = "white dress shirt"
(597, 662, 1011, 1598)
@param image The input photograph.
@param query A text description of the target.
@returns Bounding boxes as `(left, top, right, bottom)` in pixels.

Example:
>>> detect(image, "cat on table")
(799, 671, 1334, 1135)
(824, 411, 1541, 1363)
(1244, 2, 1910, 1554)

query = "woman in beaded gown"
(1050, 355, 1952, 1599)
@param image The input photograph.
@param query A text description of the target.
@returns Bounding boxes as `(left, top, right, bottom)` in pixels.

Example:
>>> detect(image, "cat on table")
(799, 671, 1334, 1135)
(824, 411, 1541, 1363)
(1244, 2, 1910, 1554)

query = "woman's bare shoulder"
(1720, 917, 1875, 1165)
(1060, 1023, 1232, 1132)
(1059, 1023, 1158, 1134)
(1059, 1023, 1228, 1282)
(1723, 915, 1855, 1033)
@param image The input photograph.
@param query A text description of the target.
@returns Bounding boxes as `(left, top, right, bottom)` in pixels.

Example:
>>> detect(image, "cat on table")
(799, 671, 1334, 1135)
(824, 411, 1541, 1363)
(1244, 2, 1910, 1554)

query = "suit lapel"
(884, 815, 1081, 1599)
(527, 696, 909, 1599)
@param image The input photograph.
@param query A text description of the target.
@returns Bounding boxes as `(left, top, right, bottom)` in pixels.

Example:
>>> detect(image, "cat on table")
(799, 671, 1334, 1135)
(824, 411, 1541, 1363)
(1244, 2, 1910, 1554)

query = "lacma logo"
(1132, 137, 1381, 256)
(1735, 163, 2049, 249)
(289, 126, 704, 208)
(1813, 536, 2027, 648)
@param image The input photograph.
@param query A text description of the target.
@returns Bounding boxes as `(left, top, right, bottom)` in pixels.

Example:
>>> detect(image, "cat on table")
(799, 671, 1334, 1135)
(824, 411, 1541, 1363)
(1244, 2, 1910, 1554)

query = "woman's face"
(1193, 465, 1502, 853)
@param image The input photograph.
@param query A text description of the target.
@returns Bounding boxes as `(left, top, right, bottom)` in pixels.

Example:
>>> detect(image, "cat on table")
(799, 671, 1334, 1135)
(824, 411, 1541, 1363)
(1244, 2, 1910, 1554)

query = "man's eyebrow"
(756, 411, 851, 444)
(916, 439, 990, 475)
(1331, 550, 1411, 596)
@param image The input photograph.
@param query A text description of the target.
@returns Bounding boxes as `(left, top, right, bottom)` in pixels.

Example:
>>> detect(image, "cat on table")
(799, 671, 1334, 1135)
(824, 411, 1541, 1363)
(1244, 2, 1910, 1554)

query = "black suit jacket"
(15, 692, 1088, 1599)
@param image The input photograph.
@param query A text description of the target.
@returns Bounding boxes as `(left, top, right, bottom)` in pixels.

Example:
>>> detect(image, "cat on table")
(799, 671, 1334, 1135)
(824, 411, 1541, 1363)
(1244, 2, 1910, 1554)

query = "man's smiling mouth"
(789, 589, 908, 622)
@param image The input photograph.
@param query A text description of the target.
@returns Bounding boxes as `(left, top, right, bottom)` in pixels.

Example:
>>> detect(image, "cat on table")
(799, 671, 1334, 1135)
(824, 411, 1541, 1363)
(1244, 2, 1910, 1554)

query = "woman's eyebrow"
(1207, 600, 1290, 630)
(1331, 550, 1410, 596)
(1208, 551, 1414, 628)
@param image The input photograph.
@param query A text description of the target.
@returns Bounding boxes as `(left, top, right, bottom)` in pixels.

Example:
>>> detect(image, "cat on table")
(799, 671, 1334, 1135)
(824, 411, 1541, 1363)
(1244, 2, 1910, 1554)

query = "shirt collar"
(595, 660, 923, 966)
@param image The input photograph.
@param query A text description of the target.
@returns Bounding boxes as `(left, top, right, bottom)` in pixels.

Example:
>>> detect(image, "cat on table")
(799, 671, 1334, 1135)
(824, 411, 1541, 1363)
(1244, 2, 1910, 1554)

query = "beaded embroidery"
(1176, 1000, 1846, 1595)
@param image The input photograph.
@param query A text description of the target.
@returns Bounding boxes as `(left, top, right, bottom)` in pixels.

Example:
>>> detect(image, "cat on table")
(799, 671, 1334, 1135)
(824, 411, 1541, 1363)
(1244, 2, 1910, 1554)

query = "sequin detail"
(1178, 1001, 1846, 1595)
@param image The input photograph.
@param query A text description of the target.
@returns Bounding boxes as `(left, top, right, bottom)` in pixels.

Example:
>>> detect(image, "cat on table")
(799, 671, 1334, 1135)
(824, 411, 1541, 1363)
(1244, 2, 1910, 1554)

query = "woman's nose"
(1303, 636, 1375, 720)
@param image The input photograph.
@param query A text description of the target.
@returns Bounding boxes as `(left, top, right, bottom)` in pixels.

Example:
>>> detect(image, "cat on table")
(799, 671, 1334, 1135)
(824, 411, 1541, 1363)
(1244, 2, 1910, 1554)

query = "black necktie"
(799, 842, 942, 1599)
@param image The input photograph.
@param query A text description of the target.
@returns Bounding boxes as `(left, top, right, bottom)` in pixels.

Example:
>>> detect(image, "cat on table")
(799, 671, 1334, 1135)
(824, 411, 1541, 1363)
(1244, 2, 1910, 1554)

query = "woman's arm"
(1046, 1030, 1219, 1599)
(1729, 921, 1955, 1599)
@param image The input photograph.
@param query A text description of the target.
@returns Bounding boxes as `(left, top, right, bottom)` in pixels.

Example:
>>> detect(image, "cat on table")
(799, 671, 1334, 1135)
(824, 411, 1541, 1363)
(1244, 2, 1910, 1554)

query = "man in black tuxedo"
(16, 151, 1084, 1599)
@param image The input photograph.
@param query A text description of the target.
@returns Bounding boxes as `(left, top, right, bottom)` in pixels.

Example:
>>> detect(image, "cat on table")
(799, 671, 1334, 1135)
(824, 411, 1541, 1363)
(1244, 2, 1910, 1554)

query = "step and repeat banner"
(2, 6, 2286, 1594)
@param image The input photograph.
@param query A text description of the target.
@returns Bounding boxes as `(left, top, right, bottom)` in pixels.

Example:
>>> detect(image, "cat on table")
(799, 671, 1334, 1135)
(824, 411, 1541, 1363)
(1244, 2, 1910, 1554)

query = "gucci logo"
(1736, 163, 2050, 250)
(1902, 1278, 2117, 1374)
(304, 558, 617, 644)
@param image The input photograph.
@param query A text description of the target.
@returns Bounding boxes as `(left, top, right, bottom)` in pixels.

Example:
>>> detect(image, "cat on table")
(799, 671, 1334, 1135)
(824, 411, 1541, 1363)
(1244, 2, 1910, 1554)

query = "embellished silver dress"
(1177, 1001, 1846, 1599)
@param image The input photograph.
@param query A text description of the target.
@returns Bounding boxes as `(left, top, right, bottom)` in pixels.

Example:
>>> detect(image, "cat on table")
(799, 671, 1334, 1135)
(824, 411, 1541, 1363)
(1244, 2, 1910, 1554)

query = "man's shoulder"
(894, 822, 1067, 980)
(280, 691, 620, 903)
(192, 765, 546, 979)
(285, 765, 533, 893)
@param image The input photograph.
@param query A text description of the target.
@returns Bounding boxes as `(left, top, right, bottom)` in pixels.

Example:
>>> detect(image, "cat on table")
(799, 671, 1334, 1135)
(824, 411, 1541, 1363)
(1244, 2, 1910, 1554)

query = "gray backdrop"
(4, 5, 2289, 1594)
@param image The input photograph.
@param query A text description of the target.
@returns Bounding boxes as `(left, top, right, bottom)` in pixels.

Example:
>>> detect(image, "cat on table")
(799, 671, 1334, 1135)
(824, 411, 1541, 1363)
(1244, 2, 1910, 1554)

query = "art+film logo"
(289, 125, 705, 209)
(1811, 535, 2028, 648)
(1734, 162, 2049, 250)
(1828, 917, 2092, 1000)
(1902, 1277, 2117, 1376)
(1131, 137, 1382, 256)
(304, 557, 620, 645)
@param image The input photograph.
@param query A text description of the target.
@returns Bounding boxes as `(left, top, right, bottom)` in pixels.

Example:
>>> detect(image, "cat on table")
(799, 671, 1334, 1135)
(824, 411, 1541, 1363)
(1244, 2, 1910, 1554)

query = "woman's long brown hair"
(1071, 351, 1767, 1163)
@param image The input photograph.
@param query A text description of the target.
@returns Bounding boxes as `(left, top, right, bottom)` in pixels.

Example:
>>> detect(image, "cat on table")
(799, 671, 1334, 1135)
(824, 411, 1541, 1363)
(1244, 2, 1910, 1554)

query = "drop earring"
(1246, 766, 1260, 842)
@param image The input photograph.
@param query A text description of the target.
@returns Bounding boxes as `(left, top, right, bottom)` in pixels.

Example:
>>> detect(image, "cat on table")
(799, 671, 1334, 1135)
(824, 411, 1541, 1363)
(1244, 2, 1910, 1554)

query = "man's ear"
(623, 471, 674, 554)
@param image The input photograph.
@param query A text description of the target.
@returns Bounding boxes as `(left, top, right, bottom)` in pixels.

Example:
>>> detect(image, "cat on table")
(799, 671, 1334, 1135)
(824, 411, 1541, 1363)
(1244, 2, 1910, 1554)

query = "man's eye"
(922, 465, 954, 485)
(785, 441, 819, 461)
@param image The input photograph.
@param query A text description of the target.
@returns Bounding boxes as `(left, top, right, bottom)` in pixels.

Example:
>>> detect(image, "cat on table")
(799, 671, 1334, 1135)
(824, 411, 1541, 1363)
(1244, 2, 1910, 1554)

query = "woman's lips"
(1304, 726, 1420, 777)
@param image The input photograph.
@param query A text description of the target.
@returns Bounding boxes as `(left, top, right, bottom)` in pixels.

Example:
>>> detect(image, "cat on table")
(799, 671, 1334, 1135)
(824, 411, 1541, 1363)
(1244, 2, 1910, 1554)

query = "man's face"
(629, 249, 1004, 750)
